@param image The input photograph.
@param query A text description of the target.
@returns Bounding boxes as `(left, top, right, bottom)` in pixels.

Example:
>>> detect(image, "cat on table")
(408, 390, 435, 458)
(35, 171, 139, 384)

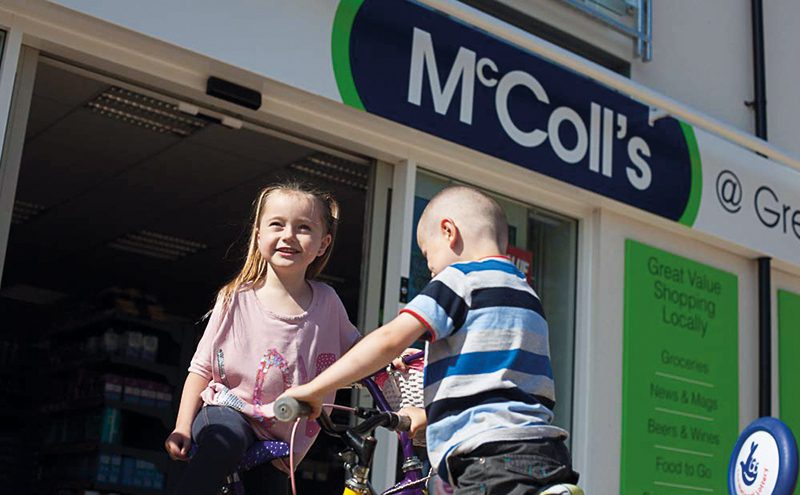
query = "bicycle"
(209, 352, 429, 495)
(275, 350, 585, 495)
(225, 348, 585, 495)
(275, 395, 422, 495)
(275, 394, 586, 495)
(275, 350, 430, 495)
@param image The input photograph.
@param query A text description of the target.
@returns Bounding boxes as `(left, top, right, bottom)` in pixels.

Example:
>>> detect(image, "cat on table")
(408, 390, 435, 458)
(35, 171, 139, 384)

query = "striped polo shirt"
(400, 257, 567, 483)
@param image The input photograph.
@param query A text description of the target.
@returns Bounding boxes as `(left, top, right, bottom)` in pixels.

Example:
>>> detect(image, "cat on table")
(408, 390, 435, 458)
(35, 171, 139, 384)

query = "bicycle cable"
(288, 403, 357, 495)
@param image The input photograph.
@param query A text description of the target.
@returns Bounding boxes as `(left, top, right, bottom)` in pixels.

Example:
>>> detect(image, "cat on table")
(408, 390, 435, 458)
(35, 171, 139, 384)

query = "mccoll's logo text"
(342, 0, 696, 221)
(407, 27, 651, 190)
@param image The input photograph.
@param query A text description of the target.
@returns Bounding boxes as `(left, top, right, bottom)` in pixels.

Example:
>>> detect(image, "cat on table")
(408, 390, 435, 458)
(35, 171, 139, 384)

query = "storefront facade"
(0, 1, 798, 494)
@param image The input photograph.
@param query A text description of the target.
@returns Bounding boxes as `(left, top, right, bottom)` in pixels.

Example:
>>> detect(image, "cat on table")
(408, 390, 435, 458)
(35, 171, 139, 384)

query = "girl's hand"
(164, 429, 192, 461)
(397, 406, 427, 436)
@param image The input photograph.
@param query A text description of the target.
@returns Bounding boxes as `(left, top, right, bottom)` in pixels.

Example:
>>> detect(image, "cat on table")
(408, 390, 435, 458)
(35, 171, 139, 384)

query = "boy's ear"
(441, 218, 458, 247)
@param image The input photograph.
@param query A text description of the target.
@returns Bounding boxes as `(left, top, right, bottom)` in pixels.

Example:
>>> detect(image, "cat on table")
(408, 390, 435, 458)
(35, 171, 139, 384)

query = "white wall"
(764, 0, 800, 158)
(631, 1, 754, 134)
(497, 1, 760, 136)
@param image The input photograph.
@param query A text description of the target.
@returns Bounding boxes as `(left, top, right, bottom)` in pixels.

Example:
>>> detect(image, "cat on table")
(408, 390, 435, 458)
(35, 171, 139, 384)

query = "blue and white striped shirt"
(400, 257, 567, 483)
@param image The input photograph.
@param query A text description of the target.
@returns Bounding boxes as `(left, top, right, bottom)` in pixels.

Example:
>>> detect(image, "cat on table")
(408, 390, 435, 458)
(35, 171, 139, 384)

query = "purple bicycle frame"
(359, 351, 427, 495)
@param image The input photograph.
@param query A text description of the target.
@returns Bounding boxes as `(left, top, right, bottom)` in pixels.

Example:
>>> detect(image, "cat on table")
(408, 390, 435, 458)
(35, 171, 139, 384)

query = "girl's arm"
(165, 372, 208, 460)
(278, 312, 426, 418)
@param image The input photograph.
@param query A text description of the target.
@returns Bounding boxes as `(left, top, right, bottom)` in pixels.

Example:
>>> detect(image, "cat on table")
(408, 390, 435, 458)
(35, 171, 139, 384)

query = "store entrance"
(0, 58, 371, 494)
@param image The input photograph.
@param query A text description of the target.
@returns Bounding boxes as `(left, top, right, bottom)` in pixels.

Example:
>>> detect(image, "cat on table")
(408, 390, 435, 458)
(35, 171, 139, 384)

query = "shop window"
(411, 172, 577, 432)
(584, 0, 630, 16)
(0, 30, 6, 67)
(555, 0, 652, 61)
(459, 0, 632, 74)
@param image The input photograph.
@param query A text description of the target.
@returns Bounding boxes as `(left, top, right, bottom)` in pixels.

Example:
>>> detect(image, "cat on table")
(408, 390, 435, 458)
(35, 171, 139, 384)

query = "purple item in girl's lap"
(237, 440, 290, 472)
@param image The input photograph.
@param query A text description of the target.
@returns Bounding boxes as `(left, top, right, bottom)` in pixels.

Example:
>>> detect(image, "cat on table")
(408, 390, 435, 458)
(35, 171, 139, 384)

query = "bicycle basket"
(380, 367, 424, 410)
(373, 362, 426, 446)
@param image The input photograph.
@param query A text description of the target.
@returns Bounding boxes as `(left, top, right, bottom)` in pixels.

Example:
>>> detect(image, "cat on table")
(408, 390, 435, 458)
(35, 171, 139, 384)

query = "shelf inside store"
(47, 354, 180, 386)
(49, 309, 189, 344)
(42, 397, 173, 427)
(40, 442, 169, 471)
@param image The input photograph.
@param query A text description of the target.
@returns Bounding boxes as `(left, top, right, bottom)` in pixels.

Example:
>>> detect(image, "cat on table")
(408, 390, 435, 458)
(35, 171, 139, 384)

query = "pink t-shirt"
(188, 281, 360, 472)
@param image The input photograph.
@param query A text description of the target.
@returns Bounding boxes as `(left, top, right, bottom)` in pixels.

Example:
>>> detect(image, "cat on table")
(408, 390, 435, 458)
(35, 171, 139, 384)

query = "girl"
(164, 182, 361, 495)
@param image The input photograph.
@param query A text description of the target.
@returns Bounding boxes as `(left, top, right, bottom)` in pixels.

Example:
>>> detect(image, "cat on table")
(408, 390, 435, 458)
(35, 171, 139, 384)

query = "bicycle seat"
(235, 440, 290, 472)
(537, 483, 585, 495)
(189, 440, 289, 472)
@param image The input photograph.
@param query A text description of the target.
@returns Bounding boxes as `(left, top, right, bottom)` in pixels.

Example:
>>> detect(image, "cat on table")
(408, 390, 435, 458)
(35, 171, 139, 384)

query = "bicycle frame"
(276, 353, 428, 495)
(356, 377, 426, 495)
(345, 377, 427, 495)
(291, 383, 425, 495)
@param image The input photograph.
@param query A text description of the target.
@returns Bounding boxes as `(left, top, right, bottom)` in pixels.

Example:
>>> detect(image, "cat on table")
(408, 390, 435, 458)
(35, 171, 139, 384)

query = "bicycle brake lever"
(317, 409, 348, 437)
(355, 407, 380, 419)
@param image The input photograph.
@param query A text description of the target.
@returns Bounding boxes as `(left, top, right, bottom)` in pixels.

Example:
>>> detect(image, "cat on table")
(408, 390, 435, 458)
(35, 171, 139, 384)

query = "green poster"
(779, 289, 800, 495)
(622, 240, 739, 494)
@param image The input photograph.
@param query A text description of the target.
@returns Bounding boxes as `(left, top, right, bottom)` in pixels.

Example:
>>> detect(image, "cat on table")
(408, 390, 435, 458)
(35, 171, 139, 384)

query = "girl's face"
(256, 191, 331, 277)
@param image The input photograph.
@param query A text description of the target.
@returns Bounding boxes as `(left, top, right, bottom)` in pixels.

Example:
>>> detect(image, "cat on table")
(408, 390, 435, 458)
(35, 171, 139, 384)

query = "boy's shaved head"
(420, 185, 508, 251)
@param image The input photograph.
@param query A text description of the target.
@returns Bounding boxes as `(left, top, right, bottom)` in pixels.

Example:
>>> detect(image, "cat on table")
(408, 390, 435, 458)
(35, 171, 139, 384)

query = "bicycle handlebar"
(393, 413, 412, 432)
(274, 397, 411, 433)
(274, 396, 312, 422)
(401, 350, 425, 366)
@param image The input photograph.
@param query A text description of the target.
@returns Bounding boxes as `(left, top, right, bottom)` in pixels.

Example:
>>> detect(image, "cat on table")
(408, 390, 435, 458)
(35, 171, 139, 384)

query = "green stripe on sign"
(332, 0, 366, 111)
(678, 122, 702, 227)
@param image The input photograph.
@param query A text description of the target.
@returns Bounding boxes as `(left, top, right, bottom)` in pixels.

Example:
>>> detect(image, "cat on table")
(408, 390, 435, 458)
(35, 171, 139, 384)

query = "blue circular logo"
(728, 417, 798, 495)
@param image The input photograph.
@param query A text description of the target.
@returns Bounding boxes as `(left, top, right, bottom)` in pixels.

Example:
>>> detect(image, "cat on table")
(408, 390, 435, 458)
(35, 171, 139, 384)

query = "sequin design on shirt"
(253, 348, 291, 424)
(216, 349, 228, 385)
(305, 353, 337, 437)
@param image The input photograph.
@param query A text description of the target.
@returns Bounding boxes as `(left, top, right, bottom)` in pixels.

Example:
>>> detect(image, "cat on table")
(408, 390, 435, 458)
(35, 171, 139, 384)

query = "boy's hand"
(164, 429, 192, 461)
(391, 348, 421, 373)
(397, 406, 427, 436)
(277, 383, 323, 420)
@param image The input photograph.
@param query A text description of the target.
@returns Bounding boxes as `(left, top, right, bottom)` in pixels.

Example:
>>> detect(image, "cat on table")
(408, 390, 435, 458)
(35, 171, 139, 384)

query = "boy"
(280, 185, 579, 494)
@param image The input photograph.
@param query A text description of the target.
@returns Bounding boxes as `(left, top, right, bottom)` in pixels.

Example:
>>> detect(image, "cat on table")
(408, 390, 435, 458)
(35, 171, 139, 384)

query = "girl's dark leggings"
(175, 405, 288, 495)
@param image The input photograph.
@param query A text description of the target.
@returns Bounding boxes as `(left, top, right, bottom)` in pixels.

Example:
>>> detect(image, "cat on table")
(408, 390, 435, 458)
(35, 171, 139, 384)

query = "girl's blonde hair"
(216, 180, 340, 309)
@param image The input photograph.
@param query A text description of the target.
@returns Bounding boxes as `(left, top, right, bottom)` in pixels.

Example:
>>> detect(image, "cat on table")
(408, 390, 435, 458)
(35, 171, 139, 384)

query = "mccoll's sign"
(333, 0, 701, 224)
(47, 0, 800, 264)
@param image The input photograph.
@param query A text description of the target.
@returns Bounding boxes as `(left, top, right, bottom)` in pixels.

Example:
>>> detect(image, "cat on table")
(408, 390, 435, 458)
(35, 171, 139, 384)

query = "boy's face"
(417, 217, 460, 277)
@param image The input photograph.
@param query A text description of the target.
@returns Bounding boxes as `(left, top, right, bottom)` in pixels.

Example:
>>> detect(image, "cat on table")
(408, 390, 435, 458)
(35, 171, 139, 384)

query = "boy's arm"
(278, 312, 426, 419)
